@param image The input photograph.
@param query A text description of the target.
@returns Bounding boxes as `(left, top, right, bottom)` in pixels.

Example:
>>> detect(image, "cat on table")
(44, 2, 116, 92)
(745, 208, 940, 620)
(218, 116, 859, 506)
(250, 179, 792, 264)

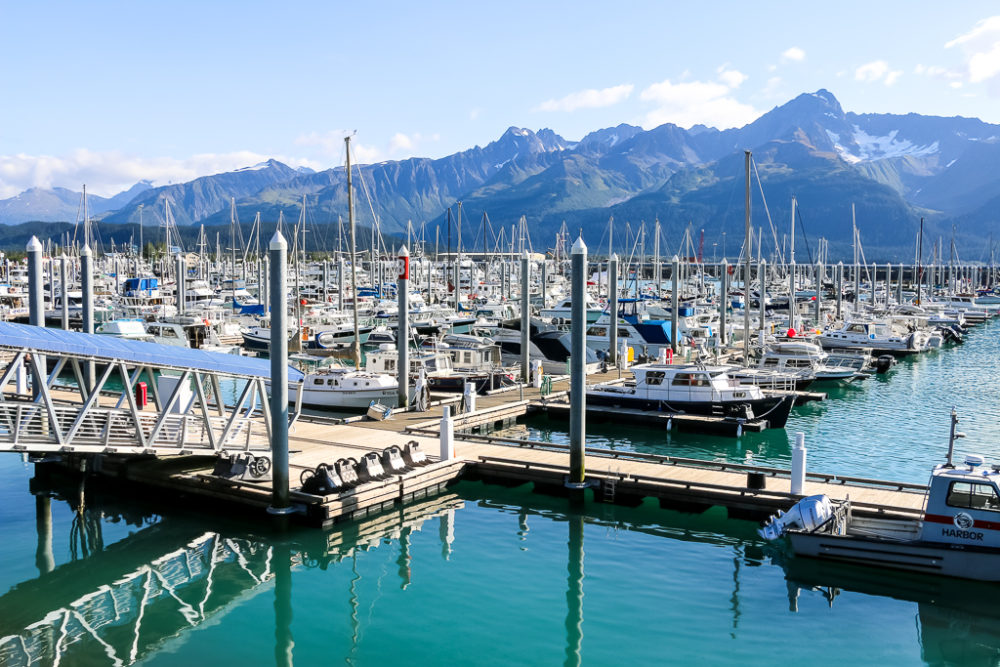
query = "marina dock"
(51, 368, 926, 528)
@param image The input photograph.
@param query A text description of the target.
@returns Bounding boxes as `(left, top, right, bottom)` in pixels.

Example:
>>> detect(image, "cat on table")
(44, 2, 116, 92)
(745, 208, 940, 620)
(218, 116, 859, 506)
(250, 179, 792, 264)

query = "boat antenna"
(946, 406, 962, 468)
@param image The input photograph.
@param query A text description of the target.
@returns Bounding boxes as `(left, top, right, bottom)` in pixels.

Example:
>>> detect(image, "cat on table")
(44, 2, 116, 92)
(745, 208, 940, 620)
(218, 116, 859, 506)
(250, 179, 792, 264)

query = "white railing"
(0, 401, 271, 455)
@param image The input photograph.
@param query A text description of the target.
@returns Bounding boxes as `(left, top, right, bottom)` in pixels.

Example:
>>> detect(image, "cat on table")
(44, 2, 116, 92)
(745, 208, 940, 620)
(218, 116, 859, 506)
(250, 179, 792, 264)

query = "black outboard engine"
(299, 463, 343, 495)
(381, 445, 409, 473)
(402, 440, 430, 467)
(875, 354, 895, 373)
(356, 451, 389, 483)
(335, 458, 360, 487)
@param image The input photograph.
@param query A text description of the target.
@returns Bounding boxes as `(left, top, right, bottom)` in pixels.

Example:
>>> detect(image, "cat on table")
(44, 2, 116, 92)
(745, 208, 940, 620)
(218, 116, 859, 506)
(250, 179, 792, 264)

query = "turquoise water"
(2, 322, 1000, 665)
(518, 319, 1000, 484)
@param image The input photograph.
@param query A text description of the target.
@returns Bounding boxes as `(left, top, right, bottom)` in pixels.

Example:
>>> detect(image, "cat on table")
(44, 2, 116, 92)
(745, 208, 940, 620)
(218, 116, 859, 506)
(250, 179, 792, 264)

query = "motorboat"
(288, 366, 423, 410)
(760, 340, 863, 383)
(95, 318, 154, 342)
(540, 295, 605, 323)
(760, 411, 1000, 581)
(586, 363, 795, 428)
(819, 319, 925, 356)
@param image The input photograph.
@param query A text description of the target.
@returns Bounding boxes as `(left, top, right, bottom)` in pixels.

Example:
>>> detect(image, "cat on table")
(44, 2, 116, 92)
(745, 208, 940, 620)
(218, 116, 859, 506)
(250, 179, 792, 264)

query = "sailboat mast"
(346, 136, 361, 368)
(743, 150, 751, 364)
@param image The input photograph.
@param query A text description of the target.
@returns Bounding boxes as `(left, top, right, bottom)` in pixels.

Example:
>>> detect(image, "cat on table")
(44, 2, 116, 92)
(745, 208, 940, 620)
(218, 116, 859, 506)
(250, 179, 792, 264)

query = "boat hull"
(584, 390, 794, 428)
(789, 531, 1000, 581)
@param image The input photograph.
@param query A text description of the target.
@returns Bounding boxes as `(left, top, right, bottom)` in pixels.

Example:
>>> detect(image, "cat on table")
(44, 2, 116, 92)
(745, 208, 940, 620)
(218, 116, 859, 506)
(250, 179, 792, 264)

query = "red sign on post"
(397, 255, 409, 280)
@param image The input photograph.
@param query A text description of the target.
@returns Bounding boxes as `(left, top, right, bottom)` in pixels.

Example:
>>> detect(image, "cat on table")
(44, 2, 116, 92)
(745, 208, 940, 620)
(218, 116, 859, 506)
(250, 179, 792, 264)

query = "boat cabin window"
(786, 359, 811, 368)
(946, 481, 1000, 512)
(645, 371, 665, 386)
(762, 358, 779, 367)
(846, 324, 867, 333)
(588, 327, 608, 337)
(671, 372, 709, 387)
(314, 378, 324, 385)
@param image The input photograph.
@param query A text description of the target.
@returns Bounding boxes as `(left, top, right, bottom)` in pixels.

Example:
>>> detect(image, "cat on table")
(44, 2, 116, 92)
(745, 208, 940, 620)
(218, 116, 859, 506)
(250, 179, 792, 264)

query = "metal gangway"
(0, 322, 303, 457)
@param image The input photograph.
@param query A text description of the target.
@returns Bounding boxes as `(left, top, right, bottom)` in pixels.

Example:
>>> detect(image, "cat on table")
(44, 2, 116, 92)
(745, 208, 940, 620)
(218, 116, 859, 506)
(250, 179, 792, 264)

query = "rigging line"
(750, 158, 783, 265)
(795, 206, 815, 265)
(352, 159, 385, 256)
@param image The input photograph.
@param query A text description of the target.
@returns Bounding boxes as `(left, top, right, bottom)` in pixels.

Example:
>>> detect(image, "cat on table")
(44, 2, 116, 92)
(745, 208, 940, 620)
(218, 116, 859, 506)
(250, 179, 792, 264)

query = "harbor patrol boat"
(760, 411, 1000, 580)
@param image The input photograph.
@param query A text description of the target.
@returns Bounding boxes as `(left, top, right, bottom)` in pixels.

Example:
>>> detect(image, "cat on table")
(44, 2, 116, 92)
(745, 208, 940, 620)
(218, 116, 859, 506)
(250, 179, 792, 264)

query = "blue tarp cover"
(0, 321, 303, 382)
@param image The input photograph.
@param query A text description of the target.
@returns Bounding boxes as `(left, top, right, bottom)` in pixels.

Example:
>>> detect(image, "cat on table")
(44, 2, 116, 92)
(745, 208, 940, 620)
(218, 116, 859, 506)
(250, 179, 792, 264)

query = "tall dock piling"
(397, 246, 410, 408)
(268, 231, 292, 516)
(568, 237, 588, 489)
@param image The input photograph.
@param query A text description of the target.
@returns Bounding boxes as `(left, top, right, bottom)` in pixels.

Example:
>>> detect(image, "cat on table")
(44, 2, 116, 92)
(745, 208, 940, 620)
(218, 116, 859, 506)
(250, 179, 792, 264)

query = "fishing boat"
(586, 363, 795, 427)
(760, 411, 1000, 581)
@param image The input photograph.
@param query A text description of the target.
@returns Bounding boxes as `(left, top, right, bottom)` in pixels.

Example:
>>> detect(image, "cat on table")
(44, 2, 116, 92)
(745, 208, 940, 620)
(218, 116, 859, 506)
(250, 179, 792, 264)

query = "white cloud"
(717, 66, 747, 88)
(536, 84, 634, 112)
(295, 129, 439, 164)
(389, 132, 414, 152)
(855, 60, 902, 86)
(946, 16, 1000, 84)
(0, 150, 324, 199)
(855, 60, 889, 82)
(781, 47, 805, 62)
(639, 70, 758, 130)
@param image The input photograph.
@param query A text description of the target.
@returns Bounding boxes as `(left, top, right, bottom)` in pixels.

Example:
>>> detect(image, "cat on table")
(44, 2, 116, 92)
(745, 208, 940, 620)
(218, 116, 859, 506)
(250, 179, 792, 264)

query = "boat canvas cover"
(0, 321, 303, 382)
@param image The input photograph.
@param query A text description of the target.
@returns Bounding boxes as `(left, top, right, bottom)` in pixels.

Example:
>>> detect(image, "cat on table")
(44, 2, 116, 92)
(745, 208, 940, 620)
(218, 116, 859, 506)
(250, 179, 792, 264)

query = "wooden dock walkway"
(35, 367, 929, 528)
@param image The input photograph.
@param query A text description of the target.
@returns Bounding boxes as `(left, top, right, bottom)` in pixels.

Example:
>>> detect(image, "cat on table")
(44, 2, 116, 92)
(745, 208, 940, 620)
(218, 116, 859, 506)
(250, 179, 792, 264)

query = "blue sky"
(1, 1, 999, 197)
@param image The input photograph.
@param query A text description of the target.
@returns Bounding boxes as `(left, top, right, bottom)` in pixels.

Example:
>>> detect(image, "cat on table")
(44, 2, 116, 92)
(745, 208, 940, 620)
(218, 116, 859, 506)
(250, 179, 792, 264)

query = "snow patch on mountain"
(827, 126, 939, 163)
(825, 130, 861, 164)
(851, 127, 939, 160)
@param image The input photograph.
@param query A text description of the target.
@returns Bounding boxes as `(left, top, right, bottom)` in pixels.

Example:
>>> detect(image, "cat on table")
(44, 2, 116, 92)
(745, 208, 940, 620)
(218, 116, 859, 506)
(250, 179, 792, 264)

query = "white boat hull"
(789, 531, 1000, 581)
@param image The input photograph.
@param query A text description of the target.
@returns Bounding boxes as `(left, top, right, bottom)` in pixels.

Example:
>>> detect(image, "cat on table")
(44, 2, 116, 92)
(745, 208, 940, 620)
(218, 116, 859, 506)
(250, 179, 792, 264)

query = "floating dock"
(62, 369, 926, 527)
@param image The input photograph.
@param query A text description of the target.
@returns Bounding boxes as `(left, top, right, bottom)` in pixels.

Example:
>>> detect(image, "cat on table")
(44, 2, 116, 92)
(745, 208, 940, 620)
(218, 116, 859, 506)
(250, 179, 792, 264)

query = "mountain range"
(4, 89, 1000, 260)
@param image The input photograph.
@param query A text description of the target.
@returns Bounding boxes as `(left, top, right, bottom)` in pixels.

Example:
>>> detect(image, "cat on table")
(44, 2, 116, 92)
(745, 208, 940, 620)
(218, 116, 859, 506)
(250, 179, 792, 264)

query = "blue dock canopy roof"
(0, 321, 303, 382)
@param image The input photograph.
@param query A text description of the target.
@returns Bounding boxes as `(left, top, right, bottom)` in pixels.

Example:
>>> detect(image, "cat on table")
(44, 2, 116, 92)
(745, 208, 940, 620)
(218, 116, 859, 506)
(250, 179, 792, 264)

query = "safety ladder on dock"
(603, 472, 618, 503)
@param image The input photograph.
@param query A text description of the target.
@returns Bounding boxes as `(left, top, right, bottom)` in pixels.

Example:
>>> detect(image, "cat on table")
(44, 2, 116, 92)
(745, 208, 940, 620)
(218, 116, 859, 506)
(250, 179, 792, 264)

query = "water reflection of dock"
(0, 492, 464, 667)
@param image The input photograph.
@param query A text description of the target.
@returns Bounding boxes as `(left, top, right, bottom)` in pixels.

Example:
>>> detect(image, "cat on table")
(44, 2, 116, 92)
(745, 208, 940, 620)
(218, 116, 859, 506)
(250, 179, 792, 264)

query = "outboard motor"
(335, 458, 360, 488)
(356, 451, 389, 483)
(299, 463, 343, 495)
(382, 445, 409, 473)
(758, 495, 834, 541)
(402, 440, 430, 467)
(875, 354, 895, 374)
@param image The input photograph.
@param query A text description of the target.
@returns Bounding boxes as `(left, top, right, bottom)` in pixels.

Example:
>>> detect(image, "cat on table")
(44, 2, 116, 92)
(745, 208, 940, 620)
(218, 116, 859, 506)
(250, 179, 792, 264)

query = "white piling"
(440, 405, 454, 460)
(791, 431, 807, 495)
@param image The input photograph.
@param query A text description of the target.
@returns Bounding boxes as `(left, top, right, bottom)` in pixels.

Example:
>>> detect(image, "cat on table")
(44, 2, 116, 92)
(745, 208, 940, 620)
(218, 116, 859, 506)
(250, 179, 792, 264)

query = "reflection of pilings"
(273, 543, 294, 667)
(564, 513, 584, 667)
(34, 495, 54, 576)
(397, 527, 412, 589)
(439, 508, 455, 561)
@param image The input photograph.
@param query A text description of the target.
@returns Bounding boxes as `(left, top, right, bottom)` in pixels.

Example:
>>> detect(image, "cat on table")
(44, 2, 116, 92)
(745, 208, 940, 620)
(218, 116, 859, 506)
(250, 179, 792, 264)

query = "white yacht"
(586, 363, 795, 427)
(288, 366, 423, 410)
(819, 320, 925, 355)
(760, 341, 863, 383)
